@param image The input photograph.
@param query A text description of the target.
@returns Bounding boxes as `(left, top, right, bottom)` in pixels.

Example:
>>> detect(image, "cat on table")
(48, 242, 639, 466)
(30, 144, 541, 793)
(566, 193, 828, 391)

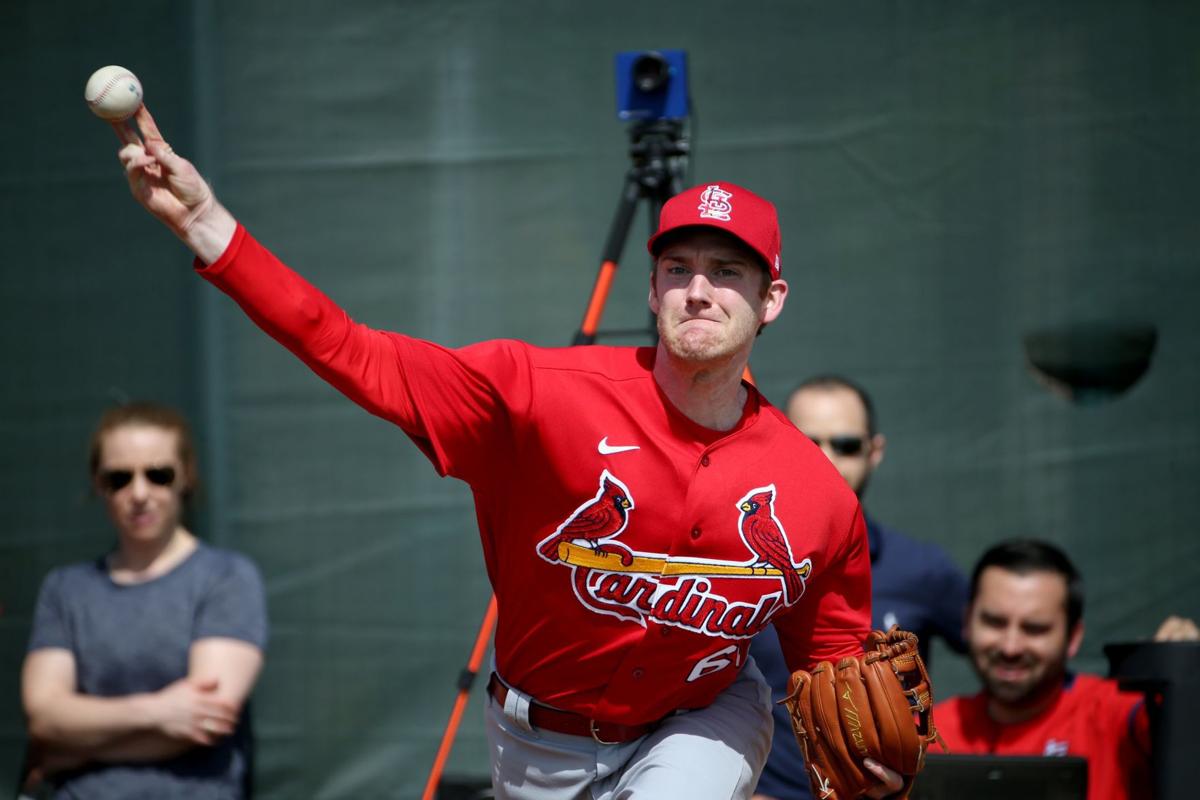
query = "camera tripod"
(574, 118, 690, 345)
(422, 117, 691, 800)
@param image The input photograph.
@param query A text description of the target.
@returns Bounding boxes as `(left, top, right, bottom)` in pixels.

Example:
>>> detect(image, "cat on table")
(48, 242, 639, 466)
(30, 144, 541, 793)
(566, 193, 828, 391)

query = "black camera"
(614, 50, 689, 121)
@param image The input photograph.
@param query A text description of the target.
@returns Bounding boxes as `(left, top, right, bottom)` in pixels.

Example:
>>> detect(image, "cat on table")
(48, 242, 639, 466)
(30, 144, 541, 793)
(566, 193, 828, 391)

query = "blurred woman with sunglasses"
(20, 402, 267, 799)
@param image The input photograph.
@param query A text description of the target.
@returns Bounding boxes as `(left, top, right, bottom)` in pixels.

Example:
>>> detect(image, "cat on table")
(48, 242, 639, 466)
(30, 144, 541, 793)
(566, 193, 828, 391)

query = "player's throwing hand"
(110, 106, 235, 262)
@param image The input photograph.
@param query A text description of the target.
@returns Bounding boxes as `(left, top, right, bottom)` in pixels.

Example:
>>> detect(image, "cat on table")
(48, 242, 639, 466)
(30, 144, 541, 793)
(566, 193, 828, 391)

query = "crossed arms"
(21, 637, 262, 782)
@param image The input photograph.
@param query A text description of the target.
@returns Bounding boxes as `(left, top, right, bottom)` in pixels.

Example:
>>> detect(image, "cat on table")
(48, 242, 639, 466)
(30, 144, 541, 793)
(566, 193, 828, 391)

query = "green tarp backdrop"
(2, 1, 1198, 796)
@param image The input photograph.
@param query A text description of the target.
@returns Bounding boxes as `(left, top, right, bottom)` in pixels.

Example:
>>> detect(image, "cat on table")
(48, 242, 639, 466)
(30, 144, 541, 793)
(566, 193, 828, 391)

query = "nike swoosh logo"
(598, 437, 640, 455)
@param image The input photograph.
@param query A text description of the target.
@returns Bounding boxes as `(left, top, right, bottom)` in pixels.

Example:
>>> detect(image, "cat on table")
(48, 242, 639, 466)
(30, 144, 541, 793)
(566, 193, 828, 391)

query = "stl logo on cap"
(697, 185, 734, 222)
(647, 180, 783, 280)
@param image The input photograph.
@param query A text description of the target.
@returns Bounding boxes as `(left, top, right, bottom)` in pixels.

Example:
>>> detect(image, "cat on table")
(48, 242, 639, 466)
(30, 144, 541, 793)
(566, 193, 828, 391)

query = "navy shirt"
(750, 517, 967, 800)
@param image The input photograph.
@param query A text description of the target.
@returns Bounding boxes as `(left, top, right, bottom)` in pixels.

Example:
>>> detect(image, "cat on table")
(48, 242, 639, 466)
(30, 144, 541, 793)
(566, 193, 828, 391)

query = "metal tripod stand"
(574, 118, 691, 345)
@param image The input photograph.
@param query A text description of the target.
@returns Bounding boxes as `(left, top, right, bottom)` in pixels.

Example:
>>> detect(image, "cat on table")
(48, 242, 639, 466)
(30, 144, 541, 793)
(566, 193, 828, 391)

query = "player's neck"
(652, 349, 749, 431)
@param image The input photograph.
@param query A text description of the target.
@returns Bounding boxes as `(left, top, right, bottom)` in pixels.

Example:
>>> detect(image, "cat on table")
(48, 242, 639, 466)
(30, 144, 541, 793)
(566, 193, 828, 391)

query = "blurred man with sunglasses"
(751, 376, 969, 800)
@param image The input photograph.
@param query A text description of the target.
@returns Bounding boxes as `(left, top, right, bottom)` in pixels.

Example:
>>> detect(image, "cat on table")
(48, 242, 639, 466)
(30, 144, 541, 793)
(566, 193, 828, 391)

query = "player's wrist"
(181, 198, 237, 265)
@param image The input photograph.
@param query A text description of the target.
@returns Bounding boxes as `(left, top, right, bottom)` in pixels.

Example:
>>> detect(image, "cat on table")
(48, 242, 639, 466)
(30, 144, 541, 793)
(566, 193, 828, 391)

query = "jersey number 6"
(687, 644, 742, 682)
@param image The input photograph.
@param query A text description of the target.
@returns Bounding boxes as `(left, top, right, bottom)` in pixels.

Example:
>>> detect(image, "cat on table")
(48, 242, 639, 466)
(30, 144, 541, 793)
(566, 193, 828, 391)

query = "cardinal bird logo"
(738, 485, 805, 606)
(538, 470, 635, 566)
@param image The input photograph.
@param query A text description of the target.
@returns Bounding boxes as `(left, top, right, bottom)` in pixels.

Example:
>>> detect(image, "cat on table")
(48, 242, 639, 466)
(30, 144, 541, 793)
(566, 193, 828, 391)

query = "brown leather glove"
(782, 627, 943, 799)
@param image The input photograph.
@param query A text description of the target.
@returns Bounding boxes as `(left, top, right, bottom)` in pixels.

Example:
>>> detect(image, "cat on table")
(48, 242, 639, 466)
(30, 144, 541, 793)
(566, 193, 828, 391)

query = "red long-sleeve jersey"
(199, 225, 871, 725)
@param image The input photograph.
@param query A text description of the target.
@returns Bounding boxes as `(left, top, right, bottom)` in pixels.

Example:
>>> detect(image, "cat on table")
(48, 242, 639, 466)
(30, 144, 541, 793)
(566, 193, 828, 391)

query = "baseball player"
(109, 105, 904, 799)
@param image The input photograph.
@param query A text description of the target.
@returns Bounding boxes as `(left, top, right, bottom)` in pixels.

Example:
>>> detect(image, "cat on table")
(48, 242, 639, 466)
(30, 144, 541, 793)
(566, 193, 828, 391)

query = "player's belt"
(487, 674, 660, 744)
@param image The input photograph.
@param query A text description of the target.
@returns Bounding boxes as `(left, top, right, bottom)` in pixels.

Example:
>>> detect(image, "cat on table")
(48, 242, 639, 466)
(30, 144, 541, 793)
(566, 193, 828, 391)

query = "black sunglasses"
(98, 466, 177, 493)
(807, 435, 867, 457)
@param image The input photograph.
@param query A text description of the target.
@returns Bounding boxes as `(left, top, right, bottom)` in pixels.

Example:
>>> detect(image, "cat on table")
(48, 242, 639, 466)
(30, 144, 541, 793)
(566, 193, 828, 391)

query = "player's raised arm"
(112, 104, 236, 265)
(91, 76, 454, 449)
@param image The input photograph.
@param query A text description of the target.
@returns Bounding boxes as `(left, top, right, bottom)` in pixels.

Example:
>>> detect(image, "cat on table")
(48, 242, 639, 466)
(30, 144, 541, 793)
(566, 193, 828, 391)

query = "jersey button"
(690, 527, 701, 540)
(700, 455, 710, 467)
(632, 668, 645, 680)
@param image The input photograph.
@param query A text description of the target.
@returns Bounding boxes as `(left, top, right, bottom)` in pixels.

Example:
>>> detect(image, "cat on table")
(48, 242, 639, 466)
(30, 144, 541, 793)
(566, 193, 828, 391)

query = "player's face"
(649, 230, 787, 366)
(95, 424, 187, 547)
(966, 567, 1083, 716)
(786, 387, 884, 497)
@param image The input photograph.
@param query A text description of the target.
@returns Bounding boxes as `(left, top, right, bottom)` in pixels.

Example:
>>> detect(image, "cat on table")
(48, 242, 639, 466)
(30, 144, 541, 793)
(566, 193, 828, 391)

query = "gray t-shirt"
(27, 543, 268, 799)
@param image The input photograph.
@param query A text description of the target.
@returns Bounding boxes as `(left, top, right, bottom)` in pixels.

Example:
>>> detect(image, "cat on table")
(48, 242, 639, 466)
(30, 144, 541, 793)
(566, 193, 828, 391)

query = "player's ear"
(648, 269, 661, 314)
(760, 278, 788, 325)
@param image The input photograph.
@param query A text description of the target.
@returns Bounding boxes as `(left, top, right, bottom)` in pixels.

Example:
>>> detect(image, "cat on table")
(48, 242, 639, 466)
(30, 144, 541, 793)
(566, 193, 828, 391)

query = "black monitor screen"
(910, 754, 1088, 800)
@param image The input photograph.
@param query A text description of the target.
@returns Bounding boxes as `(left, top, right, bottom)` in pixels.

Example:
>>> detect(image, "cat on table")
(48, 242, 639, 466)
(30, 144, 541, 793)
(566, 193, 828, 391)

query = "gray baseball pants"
(485, 657, 773, 799)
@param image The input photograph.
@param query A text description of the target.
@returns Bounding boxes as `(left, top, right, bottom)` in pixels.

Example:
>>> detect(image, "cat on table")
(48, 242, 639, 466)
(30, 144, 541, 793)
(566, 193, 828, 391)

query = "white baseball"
(84, 65, 143, 121)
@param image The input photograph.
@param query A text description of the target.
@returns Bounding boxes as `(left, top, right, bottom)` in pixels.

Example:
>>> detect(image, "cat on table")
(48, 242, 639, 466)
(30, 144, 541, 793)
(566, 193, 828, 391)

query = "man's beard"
(971, 646, 1069, 709)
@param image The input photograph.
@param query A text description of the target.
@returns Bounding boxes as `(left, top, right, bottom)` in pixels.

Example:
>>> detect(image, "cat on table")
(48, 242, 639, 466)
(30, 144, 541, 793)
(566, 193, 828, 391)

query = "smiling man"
(106, 106, 909, 799)
(935, 539, 1199, 800)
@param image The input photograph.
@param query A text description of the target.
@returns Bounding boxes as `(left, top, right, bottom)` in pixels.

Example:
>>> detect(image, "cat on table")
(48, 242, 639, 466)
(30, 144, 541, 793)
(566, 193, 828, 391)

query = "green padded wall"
(2, 1, 1197, 795)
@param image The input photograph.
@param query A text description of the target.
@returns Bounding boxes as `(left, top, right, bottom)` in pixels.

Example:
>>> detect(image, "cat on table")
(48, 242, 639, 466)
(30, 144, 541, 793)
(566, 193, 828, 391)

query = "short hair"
(88, 402, 199, 501)
(969, 539, 1084, 632)
(790, 375, 877, 436)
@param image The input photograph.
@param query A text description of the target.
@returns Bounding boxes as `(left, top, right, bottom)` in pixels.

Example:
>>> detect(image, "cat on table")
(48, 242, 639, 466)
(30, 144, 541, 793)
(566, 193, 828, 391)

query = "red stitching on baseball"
(89, 72, 136, 108)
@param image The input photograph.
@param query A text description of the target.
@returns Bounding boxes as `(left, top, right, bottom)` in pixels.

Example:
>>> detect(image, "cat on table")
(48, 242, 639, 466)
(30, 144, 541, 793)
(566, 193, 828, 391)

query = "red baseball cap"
(646, 182, 782, 280)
